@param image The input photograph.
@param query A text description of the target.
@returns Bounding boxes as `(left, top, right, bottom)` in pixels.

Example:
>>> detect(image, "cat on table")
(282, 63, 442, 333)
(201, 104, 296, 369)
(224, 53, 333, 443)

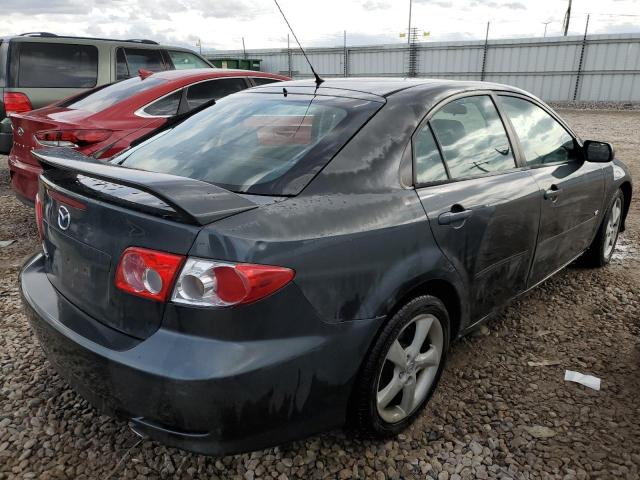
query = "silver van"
(0, 32, 213, 152)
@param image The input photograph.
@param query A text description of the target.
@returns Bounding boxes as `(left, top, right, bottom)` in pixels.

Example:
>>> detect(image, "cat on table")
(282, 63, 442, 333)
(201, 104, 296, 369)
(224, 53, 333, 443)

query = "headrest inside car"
(432, 119, 466, 147)
(441, 103, 467, 115)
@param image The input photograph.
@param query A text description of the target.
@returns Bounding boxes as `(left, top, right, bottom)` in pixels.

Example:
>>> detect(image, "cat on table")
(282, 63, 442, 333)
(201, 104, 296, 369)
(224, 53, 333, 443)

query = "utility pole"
(287, 34, 292, 77)
(543, 21, 551, 37)
(242, 37, 247, 59)
(563, 0, 572, 36)
(407, 0, 412, 46)
(343, 30, 348, 77)
(573, 14, 590, 101)
(481, 22, 490, 81)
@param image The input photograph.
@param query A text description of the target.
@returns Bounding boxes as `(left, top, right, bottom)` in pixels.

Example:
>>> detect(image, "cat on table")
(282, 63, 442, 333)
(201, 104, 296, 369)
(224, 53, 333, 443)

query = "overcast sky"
(3, 0, 640, 51)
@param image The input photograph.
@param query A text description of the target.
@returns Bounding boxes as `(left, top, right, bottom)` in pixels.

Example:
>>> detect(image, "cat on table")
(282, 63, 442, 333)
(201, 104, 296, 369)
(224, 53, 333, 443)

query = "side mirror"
(584, 140, 614, 163)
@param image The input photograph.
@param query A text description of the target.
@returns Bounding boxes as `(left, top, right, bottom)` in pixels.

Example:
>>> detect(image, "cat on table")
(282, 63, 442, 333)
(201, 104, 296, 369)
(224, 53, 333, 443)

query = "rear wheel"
(349, 295, 449, 437)
(582, 189, 624, 267)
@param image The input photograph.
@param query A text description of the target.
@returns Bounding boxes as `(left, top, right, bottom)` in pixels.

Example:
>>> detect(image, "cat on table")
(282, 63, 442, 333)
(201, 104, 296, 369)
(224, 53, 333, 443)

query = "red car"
(8, 68, 288, 203)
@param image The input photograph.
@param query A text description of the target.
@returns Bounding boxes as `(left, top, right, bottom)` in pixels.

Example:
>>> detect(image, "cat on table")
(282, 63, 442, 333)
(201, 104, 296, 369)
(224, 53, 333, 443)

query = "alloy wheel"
(376, 313, 444, 424)
(604, 197, 622, 259)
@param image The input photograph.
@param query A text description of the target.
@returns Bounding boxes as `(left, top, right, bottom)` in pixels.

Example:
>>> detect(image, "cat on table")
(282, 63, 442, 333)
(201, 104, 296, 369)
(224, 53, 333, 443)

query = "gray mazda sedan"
(21, 78, 632, 455)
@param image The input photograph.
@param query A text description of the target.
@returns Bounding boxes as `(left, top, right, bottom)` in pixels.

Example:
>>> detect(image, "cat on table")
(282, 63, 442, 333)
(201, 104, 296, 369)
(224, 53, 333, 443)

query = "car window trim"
(135, 76, 252, 118)
(412, 90, 521, 188)
(496, 92, 583, 168)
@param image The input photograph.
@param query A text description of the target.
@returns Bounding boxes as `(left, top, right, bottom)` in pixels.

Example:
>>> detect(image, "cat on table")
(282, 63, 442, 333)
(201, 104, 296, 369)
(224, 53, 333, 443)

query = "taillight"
(35, 193, 44, 241)
(35, 129, 112, 148)
(172, 258, 295, 307)
(3, 92, 32, 114)
(115, 247, 185, 302)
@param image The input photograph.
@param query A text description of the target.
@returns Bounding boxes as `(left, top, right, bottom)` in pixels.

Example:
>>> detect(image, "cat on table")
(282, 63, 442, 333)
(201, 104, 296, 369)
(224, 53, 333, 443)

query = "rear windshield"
(10, 42, 98, 88)
(61, 76, 166, 113)
(116, 92, 382, 195)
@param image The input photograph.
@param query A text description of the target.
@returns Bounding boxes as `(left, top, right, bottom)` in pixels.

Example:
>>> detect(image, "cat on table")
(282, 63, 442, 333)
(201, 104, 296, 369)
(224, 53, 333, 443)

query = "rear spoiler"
(32, 147, 257, 226)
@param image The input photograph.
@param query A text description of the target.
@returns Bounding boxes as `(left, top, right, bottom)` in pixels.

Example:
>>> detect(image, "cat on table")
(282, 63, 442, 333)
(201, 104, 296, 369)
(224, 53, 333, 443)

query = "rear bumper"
(8, 152, 40, 204)
(20, 253, 382, 455)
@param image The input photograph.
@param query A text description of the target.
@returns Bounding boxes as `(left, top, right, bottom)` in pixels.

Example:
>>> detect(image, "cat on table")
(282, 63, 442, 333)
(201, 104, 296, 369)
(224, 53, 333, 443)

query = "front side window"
(414, 123, 448, 184)
(12, 42, 98, 88)
(115, 93, 382, 195)
(499, 96, 578, 166)
(430, 95, 516, 179)
(167, 50, 210, 70)
(186, 78, 247, 108)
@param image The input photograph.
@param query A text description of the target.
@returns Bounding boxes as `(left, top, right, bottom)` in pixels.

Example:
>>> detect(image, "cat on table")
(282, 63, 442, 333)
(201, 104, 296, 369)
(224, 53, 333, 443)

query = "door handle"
(544, 184, 562, 201)
(438, 209, 473, 226)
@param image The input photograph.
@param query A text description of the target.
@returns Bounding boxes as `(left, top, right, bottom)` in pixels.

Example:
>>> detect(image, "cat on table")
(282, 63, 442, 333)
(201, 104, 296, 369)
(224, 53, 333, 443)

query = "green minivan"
(0, 33, 213, 153)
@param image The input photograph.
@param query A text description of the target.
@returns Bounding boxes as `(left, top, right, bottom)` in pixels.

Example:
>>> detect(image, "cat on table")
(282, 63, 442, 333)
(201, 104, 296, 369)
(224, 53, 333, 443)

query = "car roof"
(255, 77, 527, 98)
(148, 68, 288, 82)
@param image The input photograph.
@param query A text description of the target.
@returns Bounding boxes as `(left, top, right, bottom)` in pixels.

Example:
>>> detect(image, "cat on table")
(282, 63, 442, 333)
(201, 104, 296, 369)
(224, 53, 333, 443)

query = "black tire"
(348, 295, 450, 437)
(582, 189, 624, 268)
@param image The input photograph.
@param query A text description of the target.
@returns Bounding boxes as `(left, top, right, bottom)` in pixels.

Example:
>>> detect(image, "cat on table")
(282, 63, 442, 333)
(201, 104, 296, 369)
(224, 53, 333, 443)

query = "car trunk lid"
(9, 112, 59, 165)
(34, 147, 258, 339)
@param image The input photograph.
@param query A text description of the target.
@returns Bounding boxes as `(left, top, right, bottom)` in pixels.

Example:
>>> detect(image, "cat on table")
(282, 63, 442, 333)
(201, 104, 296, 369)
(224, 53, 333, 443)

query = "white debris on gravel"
(564, 371, 601, 391)
(1, 107, 639, 480)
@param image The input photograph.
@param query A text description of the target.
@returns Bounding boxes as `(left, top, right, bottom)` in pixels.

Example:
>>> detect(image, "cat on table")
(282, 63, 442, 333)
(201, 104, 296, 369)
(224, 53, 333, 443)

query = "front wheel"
(582, 189, 624, 267)
(349, 295, 450, 437)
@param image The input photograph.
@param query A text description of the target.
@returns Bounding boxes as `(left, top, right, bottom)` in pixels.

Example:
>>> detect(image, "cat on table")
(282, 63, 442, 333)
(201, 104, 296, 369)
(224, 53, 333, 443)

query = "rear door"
(497, 95, 604, 286)
(7, 41, 100, 109)
(415, 94, 541, 322)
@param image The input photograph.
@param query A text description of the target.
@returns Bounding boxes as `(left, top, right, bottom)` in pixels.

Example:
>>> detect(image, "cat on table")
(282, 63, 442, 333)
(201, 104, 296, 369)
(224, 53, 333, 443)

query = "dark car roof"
(254, 77, 527, 98)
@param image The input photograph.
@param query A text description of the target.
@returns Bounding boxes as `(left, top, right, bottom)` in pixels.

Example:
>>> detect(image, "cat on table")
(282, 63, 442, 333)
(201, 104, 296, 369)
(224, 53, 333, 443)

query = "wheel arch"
(619, 181, 632, 232)
(392, 278, 464, 341)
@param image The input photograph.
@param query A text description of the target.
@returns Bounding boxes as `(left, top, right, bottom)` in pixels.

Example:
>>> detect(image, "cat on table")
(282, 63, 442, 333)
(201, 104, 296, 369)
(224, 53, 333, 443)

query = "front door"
(414, 94, 541, 322)
(497, 95, 604, 286)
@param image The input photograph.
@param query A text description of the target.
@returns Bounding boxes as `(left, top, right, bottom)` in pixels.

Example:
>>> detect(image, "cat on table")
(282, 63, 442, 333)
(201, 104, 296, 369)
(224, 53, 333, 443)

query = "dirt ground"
(0, 109, 638, 479)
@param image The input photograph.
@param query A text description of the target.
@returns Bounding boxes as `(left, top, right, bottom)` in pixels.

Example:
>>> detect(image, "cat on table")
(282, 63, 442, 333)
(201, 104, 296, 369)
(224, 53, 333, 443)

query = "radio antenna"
(272, 0, 324, 89)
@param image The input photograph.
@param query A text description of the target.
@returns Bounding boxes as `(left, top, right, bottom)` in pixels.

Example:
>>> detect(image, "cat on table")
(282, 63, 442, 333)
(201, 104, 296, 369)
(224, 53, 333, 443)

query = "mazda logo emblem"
(57, 206, 71, 231)
(17, 127, 24, 137)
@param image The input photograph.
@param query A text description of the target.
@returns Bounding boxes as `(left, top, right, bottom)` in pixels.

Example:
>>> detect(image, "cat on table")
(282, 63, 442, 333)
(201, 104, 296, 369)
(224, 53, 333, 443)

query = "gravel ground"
(1, 109, 639, 479)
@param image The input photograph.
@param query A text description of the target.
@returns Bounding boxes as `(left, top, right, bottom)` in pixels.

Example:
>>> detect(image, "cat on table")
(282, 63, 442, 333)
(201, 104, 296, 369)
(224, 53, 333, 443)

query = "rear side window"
(119, 48, 165, 77)
(116, 48, 129, 80)
(143, 90, 182, 116)
(62, 76, 166, 113)
(167, 50, 210, 70)
(414, 124, 448, 184)
(499, 95, 579, 166)
(11, 42, 98, 88)
(431, 95, 515, 179)
(252, 77, 281, 86)
(116, 93, 383, 196)
(186, 78, 247, 108)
